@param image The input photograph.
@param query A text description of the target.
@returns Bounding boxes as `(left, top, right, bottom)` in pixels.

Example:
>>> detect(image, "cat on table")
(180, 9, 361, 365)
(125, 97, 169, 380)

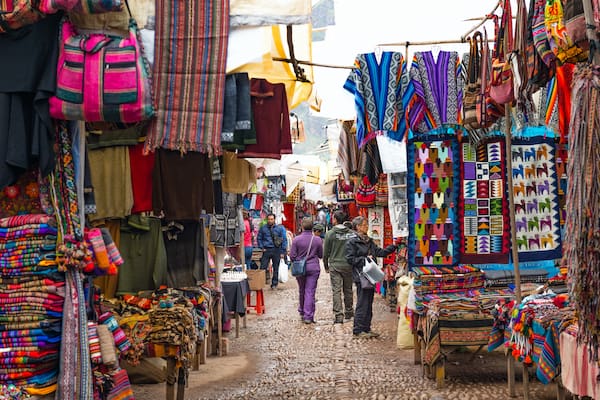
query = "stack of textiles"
(0, 214, 63, 395)
(412, 265, 485, 295)
(483, 268, 549, 287)
(147, 295, 198, 370)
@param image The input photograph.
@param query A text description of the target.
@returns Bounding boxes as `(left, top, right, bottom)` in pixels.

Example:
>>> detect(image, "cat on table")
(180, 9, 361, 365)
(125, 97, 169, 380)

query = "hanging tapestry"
(343, 51, 409, 146)
(404, 51, 464, 135)
(144, 0, 230, 154)
(555, 142, 567, 239)
(459, 137, 510, 264)
(511, 137, 562, 262)
(407, 134, 460, 267)
(387, 172, 408, 238)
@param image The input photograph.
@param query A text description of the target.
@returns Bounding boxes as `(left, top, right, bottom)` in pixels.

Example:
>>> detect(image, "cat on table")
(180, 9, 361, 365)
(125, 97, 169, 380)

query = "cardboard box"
(246, 269, 266, 291)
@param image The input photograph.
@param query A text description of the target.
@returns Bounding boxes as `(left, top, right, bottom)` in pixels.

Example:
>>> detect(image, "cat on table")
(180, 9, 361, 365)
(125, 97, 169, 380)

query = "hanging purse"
(0, 0, 45, 33)
(48, 2, 154, 123)
(355, 175, 376, 208)
(526, 0, 554, 91)
(490, 0, 515, 105)
(477, 28, 503, 127)
(375, 173, 388, 207)
(39, 0, 123, 14)
(463, 32, 482, 129)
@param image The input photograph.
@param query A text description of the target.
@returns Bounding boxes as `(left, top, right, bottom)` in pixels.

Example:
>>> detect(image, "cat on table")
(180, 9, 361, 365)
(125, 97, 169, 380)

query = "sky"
(311, 0, 500, 118)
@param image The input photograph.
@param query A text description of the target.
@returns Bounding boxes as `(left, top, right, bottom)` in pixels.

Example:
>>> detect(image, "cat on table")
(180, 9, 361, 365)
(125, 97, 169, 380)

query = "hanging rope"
(564, 65, 600, 361)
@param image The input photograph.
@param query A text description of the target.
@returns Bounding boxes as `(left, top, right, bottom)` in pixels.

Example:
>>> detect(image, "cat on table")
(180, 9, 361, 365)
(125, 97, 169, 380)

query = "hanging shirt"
(343, 51, 409, 146)
(404, 51, 464, 135)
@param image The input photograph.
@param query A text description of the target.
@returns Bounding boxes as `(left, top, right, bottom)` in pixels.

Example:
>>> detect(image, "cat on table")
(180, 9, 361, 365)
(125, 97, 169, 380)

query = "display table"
(221, 279, 250, 338)
(415, 313, 494, 388)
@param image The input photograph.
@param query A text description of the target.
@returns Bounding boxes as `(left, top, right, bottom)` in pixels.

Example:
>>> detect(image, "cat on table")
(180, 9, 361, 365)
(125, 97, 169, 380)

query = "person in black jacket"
(345, 216, 396, 338)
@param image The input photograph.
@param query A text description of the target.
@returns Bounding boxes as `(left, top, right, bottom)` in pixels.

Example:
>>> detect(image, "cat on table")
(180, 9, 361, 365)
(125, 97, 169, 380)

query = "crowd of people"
(274, 210, 398, 337)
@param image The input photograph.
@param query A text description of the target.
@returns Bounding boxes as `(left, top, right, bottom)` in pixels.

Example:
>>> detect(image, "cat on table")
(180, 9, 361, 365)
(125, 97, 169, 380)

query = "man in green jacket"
(323, 210, 356, 324)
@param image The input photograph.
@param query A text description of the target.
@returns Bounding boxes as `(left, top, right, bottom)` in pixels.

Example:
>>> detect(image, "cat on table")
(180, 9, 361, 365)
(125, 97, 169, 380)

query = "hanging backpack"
(545, 0, 587, 64)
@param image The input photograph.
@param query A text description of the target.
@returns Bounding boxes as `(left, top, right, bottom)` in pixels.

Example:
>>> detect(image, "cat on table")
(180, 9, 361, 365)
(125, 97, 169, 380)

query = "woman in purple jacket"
(290, 218, 324, 324)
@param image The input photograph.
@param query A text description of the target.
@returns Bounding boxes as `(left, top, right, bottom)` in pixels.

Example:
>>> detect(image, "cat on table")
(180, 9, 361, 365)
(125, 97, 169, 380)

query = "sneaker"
(344, 312, 354, 319)
(333, 318, 343, 324)
(365, 331, 380, 338)
(353, 332, 371, 338)
(302, 319, 314, 324)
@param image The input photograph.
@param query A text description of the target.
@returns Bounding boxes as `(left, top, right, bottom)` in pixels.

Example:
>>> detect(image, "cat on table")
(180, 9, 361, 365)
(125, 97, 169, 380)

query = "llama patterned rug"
(459, 137, 510, 264)
(511, 137, 562, 262)
(407, 134, 460, 267)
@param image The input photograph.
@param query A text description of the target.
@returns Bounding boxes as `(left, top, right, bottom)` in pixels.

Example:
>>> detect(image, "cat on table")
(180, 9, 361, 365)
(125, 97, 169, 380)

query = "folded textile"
(0, 215, 55, 228)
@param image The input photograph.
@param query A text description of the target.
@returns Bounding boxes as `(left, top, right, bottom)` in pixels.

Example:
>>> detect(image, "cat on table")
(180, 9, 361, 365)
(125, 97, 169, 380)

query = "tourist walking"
(257, 213, 288, 289)
(323, 210, 356, 324)
(290, 218, 323, 324)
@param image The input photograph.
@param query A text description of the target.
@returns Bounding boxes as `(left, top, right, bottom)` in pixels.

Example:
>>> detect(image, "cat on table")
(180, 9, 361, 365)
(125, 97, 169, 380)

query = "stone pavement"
(132, 266, 562, 400)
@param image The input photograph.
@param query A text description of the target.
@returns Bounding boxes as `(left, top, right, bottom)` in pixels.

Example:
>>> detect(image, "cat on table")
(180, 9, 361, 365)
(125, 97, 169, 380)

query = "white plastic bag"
(278, 259, 289, 283)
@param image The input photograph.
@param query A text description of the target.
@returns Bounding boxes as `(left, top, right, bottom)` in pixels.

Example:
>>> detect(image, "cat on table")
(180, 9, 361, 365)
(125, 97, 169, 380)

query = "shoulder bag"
(477, 27, 503, 127)
(48, 0, 154, 123)
(490, 0, 515, 105)
(463, 31, 482, 129)
(291, 235, 314, 277)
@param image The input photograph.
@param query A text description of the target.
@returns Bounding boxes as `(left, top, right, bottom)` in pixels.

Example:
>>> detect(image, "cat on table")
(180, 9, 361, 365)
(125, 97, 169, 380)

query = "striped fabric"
(145, 0, 230, 154)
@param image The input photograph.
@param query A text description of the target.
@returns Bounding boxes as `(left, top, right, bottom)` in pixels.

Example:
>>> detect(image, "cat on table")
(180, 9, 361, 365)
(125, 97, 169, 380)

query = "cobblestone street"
(133, 267, 561, 400)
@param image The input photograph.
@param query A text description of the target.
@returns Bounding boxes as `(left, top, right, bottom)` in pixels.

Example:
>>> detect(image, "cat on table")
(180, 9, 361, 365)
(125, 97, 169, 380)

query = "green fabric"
(323, 225, 355, 269)
(117, 217, 167, 295)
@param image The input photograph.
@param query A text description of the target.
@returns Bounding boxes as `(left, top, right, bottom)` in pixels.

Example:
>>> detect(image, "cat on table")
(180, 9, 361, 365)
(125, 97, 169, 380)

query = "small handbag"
(490, 0, 515, 105)
(48, 3, 154, 123)
(291, 235, 314, 277)
(477, 28, 503, 127)
(39, 0, 123, 14)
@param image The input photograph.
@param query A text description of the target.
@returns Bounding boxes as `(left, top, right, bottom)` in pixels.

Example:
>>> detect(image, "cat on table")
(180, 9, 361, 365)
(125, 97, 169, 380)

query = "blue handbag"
(291, 236, 314, 277)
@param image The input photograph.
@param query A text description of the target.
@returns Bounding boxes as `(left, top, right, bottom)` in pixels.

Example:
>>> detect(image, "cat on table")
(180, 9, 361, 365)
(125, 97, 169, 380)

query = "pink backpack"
(49, 18, 154, 123)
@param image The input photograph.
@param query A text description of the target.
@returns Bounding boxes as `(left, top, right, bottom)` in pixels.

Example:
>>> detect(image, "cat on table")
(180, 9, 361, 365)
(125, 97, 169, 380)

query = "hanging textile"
(343, 51, 408, 146)
(459, 136, 510, 264)
(336, 120, 364, 182)
(407, 129, 460, 267)
(404, 51, 463, 135)
(564, 65, 600, 358)
(145, 0, 230, 154)
(511, 131, 562, 262)
(388, 172, 408, 238)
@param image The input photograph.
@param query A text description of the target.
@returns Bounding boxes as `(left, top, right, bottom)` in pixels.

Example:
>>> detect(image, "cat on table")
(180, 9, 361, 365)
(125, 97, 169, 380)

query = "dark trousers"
(260, 248, 281, 287)
(353, 282, 374, 334)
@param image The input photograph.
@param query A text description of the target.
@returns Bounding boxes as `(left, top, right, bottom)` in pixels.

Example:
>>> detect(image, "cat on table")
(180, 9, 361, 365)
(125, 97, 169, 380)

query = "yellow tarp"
(228, 24, 314, 109)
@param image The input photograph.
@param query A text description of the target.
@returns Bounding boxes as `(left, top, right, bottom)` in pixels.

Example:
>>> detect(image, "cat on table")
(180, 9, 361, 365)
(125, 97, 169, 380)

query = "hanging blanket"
(407, 129, 460, 267)
(145, 0, 230, 154)
(511, 135, 562, 262)
(459, 136, 511, 264)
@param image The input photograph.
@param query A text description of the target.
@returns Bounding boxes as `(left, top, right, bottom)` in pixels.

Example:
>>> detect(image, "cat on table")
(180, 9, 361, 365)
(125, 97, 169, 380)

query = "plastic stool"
(246, 289, 265, 315)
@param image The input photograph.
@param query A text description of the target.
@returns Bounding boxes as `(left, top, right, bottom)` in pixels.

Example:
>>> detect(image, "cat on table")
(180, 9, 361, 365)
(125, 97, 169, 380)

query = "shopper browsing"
(345, 216, 396, 338)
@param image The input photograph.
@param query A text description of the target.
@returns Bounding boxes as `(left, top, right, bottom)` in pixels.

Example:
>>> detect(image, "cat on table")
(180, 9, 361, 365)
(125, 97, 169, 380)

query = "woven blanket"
(510, 136, 562, 261)
(459, 137, 510, 263)
(0, 215, 54, 228)
(145, 0, 230, 154)
(408, 131, 460, 267)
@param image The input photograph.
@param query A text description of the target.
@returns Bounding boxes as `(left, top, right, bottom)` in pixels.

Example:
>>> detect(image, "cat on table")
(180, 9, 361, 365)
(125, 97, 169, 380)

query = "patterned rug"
(407, 131, 460, 267)
(511, 136, 562, 262)
(459, 136, 510, 264)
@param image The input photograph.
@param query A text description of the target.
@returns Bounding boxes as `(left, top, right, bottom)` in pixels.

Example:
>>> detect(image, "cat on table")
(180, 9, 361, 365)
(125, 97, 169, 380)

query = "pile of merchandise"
(0, 215, 62, 395)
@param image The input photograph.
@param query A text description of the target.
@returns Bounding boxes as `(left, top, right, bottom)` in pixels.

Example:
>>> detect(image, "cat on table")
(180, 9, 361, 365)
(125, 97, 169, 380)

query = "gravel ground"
(132, 266, 566, 400)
